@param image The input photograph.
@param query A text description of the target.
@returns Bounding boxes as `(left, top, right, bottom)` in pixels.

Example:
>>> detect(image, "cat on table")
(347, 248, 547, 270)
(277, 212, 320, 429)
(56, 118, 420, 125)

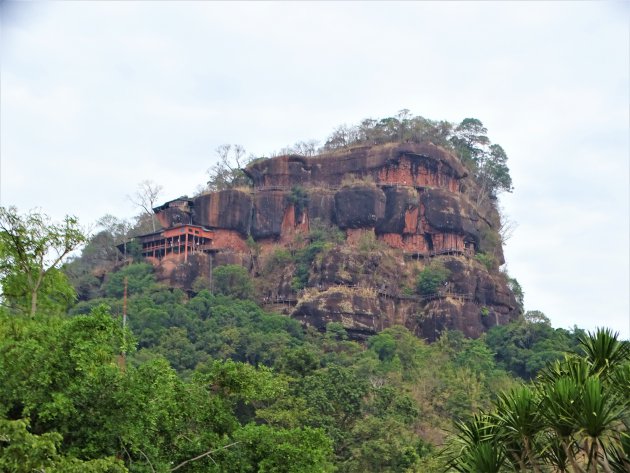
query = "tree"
(206, 144, 253, 192)
(213, 264, 253, 299)
(416, 261, 451, 296)
(128, 180, 163, 233)
(0, 206, 86, 316)
(444, 328, 630, 472)
(450, 119, 513, 204)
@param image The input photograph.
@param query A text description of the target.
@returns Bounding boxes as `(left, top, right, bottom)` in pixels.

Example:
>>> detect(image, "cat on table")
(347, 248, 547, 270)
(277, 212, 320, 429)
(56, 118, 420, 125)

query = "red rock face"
(377, 156, 459, 191)
(403, 208, 418, 234)
(245, 142, 467, 189)
(346, 228, 374, 245)
(280, 205, 309, 243)
(378, 234, 430, 253)
(193, 190, 252, 236)
(145, 143, 517, 340)
(210, 229, 249, 253)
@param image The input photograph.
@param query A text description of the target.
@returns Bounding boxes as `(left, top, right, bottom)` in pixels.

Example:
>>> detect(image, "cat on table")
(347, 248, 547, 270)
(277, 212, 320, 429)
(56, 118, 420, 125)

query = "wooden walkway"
(262, 283, 475, 308)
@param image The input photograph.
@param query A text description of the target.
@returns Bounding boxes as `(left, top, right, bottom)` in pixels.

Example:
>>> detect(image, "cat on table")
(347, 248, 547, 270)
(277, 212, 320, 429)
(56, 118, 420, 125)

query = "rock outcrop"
(139, 142, 519, 340)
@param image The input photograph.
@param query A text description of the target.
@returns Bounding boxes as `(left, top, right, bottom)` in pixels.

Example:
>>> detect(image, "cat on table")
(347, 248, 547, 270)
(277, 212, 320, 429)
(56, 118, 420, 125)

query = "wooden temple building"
(136, 225, 216, 262)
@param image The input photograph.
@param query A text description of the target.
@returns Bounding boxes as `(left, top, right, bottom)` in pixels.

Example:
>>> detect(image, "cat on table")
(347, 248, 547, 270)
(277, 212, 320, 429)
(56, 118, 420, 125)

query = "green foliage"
(206, 144, 253, 192)
(263, 248, 293, 275)
(0, 418, 127, 473)
(0, 206, 86, 315)
(213, 264, 254, 299)
(321, 112, 513, 199)
(221, 424, 334, 473)
(323, 110, 453, 150)
(474, 252, 495, 271)
(357, 231, 384, 253)
(450, 118, 513, 199)
(416, 261, 450, 296)
(443, 328, 630, 473)
(308, 218, 345, 245)
(0, 307, 332, 472)
(486, 314, 583, 379)
(288, 185, 309, 216)
(506, 276, 524, 314)
(103, 263, 157, 298)
(291, 240, 329, 291)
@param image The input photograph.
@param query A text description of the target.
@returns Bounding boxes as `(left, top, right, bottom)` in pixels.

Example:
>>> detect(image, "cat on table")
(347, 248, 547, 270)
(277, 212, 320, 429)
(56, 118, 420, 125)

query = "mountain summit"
(134, 141, 518, 340)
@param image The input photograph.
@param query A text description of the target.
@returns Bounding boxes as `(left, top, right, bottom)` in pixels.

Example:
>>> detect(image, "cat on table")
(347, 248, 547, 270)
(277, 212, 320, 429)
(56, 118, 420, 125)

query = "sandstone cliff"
(142, 142, 518, 340)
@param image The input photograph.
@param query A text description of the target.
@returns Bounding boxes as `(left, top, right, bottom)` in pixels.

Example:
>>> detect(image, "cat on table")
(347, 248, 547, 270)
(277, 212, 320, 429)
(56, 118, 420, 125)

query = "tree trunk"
(30, 271, 45, 316)
(564, 440, 586, 473)
(30, 290, 38, 317)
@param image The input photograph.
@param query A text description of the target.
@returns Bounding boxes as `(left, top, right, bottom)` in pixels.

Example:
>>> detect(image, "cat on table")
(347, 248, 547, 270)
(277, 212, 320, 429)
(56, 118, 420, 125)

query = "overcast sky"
(1, 1, 628, 338)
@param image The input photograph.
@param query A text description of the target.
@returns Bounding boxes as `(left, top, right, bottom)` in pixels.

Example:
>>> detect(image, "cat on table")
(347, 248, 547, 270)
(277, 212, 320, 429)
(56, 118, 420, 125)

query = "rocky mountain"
(136, 142, 519, 340)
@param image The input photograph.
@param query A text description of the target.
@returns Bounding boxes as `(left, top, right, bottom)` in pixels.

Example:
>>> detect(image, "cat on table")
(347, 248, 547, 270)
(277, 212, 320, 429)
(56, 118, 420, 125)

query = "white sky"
(1, 1, 628, 338)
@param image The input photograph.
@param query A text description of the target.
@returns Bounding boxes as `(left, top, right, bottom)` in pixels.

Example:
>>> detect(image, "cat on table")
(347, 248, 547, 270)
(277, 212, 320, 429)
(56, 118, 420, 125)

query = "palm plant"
(538, 375, 584, 472)
(444, 413, 505, 473)
(494, 386, 544, 472)
(605, 431, 630, 473)
(443, 327, 630, 473)
(574, 376, 627, 472)
(578, 328, 630, 377)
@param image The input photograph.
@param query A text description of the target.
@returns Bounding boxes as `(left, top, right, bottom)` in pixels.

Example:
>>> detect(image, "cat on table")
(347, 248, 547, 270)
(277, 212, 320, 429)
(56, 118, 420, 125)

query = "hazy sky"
(1, 1, 628, 338)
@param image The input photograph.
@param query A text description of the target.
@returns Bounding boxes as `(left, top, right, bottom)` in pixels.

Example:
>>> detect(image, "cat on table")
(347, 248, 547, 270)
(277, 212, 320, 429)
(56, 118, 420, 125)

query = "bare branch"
(170, 442, 240, 472)
(138, 448, 156, 473)
(128, 180, 163, 233)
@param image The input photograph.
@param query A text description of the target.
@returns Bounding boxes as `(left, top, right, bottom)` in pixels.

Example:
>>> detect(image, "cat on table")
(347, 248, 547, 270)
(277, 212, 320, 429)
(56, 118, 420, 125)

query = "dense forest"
(1, 114, 628, 472)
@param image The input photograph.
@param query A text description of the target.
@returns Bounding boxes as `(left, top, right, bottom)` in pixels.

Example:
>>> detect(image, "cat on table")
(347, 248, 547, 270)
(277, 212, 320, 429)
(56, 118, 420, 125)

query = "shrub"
(287, 186, 309, 216)
(309, 218, 344, 244)
(104, 263, 157, 298)
(416, 261, 450, 296)
(264, 248, 293, 274)
(474, 252, 495, 270)
(213, 264, 253, 299)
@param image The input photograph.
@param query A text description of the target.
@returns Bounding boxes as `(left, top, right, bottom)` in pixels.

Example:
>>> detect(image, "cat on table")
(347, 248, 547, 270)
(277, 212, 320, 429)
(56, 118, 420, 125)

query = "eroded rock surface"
(141, 143, 519, 340)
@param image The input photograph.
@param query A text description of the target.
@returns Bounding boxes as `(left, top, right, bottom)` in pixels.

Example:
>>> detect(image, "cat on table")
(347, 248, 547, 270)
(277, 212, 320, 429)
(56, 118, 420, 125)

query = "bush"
(263, 249, 294, 274)
(474, 252, 494, 270)
(104, 263, 157, 298)
(292, 241, 329, 291)
(416, 261, 450, 296)
(287, 186, 309, 216)
(309, 219, 344, 245)
(213, 264, 253, 299)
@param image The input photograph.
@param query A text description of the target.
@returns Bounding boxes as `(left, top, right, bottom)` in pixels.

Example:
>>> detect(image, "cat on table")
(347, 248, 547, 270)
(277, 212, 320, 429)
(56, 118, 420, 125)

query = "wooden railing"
(261, 283, 475, 307)
(404, 247, 474, 258)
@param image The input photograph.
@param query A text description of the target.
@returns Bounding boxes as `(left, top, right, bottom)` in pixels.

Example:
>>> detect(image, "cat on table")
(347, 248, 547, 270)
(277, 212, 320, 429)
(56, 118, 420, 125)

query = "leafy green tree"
(486, 313, 583, 379)
(213, 264, 254, 299)
(0, 418, 127, 473)
(0, 206, 86, 315)
(220, 424, 334, 473)
(450, 118, 512, 202)
(450, 118, 491, 166)
(104, 262, 158, 298)
(416, 261, 450, 296)
(299, 364, 369, 455)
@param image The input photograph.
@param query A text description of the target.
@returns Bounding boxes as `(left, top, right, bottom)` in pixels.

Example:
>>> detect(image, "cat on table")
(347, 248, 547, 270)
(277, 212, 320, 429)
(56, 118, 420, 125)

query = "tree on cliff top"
(128, 180, 163, 233)
(321, 112, 512, 202)
(0, 206, 86, 315)
(450, 119, 513, 204)
(206, 144, 254, 192)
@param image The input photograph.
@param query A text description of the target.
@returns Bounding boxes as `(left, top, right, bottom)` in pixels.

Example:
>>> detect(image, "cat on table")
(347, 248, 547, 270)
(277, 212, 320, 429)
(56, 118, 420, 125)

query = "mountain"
(133, 141, 519, 340)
